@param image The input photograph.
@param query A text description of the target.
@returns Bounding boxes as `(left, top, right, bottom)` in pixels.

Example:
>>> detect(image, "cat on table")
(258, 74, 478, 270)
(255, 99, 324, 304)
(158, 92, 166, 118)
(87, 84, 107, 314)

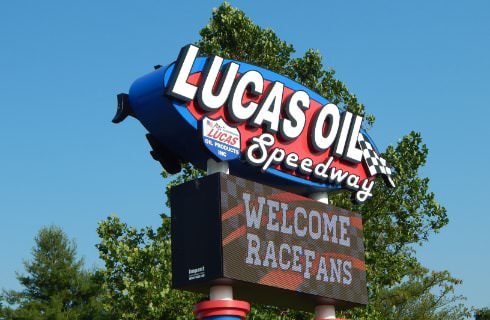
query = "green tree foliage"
(95, 215, 203, 320)
(333, 132, 449, 295)
(97, 2, 467, 319)
(96, 214, 312, 320)
(476, 308, 490, 320)
(0, 226, 106, 320)
(360, 265, 470, 320)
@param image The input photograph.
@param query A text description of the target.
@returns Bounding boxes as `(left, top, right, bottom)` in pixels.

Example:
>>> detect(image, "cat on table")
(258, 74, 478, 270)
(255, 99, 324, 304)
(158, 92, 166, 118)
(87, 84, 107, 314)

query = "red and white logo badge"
(202, 117, 241, 161)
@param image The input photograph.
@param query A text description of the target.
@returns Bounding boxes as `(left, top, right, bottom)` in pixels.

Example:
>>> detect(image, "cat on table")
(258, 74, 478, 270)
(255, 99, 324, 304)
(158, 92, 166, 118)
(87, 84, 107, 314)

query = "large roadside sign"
(121, 44, 395, 203)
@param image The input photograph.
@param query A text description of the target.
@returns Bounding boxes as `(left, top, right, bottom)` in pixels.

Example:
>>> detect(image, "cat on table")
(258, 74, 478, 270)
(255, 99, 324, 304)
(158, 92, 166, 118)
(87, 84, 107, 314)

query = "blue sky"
(1, 0, 488, 311)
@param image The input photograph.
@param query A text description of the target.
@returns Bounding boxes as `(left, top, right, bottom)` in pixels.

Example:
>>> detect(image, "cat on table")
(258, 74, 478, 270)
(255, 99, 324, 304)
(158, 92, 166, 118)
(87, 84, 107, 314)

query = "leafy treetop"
(1, 226, 106, 320)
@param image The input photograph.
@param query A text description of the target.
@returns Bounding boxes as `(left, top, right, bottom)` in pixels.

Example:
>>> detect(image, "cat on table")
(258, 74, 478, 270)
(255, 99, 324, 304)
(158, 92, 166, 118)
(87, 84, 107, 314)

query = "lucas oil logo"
(202, 117, 241, 161)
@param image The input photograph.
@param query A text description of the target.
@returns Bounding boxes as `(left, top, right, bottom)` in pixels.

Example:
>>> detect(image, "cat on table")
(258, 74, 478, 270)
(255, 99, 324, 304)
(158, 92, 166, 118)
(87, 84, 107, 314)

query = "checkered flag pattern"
(357, 133, 396, 188)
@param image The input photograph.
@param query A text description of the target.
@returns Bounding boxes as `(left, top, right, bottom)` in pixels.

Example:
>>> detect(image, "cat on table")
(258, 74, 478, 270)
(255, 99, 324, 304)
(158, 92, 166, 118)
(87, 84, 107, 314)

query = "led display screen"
(171, 173, 367, 310)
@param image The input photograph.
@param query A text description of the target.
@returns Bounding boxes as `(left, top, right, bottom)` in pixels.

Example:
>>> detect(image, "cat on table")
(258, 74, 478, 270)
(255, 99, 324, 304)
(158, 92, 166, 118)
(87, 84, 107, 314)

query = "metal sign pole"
(193, 159, 250, 320)
(207, 158, 230, 175)
(309, 192, 342, 320)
